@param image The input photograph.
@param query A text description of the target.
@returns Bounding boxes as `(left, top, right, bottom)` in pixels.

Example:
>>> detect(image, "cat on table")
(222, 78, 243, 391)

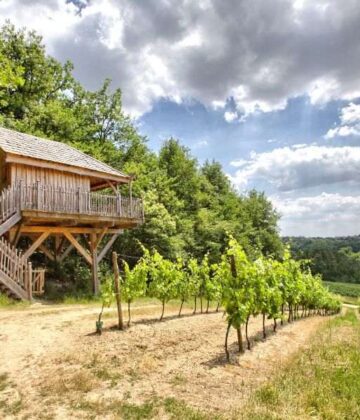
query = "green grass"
(323, 281, 360, 299)
(240, 309, 360, 419)
(61, 295, 101, 305)
(0, 373, 23, 415)
(0, 373, 8, 392)
(71, 396, 217, 420)
(0, 293, 29, 309)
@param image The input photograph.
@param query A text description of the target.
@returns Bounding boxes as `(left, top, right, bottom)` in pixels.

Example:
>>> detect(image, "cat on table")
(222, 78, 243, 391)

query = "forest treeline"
(284, 236, 360, 284)
(0, 23, 283, 293)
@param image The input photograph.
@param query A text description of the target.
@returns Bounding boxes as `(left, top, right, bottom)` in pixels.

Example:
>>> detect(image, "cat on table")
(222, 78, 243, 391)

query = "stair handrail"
(0, 236, 31, 298)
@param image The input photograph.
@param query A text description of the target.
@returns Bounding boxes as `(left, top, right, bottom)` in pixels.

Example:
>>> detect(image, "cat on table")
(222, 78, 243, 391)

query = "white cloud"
(341, 102, 360, 125)
(224, 111, 238, 123)
(325, 102, 360, 139)
(1, 0, 360, 116)
(272, 193, 360, 236)
(193, 139, 208, 149)
(230, 145, 360, 191)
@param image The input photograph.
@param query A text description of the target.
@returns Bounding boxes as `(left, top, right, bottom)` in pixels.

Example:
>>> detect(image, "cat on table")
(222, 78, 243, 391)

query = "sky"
(1, 0, 360, 237)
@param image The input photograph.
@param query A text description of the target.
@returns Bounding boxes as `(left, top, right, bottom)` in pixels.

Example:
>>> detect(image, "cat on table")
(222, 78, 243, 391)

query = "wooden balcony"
(1, 183, 144, 228)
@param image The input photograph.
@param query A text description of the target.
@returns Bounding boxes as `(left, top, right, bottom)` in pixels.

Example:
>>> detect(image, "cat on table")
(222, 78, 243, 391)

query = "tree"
(0, 21, 287, 290)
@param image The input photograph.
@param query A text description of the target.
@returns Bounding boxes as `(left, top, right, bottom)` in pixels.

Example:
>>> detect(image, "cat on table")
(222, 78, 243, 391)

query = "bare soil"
(0, 302, 329, 419)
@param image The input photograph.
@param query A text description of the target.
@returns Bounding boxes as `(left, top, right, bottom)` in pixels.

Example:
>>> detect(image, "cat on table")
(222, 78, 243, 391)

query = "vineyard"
(102, 237, 341, 359)
(323, 281, 360, 298)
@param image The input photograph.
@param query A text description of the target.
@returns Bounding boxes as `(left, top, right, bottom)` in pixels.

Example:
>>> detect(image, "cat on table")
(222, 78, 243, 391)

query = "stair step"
(0, 187, 29, 301)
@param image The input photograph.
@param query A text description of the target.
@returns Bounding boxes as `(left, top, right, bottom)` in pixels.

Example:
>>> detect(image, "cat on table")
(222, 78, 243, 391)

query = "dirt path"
(0, 303, 330, 418)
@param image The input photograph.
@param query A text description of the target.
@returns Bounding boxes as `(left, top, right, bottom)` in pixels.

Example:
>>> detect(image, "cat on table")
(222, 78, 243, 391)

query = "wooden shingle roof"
(0, 127, 130, 182)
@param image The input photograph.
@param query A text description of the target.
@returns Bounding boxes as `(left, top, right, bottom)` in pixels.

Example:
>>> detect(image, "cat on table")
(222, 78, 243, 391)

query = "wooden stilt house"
(0, 127, 144, 300)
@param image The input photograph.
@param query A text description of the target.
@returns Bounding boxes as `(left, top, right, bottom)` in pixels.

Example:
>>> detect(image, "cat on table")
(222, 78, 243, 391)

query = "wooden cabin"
(0, 127, 144, 300)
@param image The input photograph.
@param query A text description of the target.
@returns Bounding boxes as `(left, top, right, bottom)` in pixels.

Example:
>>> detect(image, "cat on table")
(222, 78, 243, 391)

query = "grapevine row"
(101, 237, 341, 359)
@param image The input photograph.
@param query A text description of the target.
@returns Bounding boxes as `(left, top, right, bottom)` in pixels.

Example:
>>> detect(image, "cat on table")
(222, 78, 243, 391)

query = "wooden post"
(36, 180, 41, 210)
(77, 187, 81, 213)
(116, 194, 121, 216)
(112, 251, 124, 330)
(54, 236, 61, 263)
(129, 179, 133, 218)
(90, 233, 99, 295)
(141, 193, 145, 222)
(27, 261, 33, 301)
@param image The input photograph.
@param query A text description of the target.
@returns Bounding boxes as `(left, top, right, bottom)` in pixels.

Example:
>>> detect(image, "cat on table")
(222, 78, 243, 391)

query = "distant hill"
(283, 236, 360, 284)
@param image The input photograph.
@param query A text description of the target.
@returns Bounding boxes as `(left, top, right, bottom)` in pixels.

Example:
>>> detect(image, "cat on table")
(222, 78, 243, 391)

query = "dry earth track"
(0, 302, 330, 418)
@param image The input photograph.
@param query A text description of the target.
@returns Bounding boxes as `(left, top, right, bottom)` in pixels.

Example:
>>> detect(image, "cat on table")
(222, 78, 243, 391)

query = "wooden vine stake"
(112, 251, 124, 330)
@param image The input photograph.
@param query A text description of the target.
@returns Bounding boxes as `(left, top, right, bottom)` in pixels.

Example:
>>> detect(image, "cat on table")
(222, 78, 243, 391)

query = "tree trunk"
(281, 304, 284, 325)
(127, 301, 131, 327)
(200, 297, 203, 313)
(193, 297, 197, 314)
(206, 299, 210, 313)
(262, 312, 266, 339)
(178, 299, 184, 317)
(237, 326, 244, 353)
(288, 305, 292, 323)
(160, 300, 165, 320)
(225, 322, 231, 362)
(245, 315, 251, 350)
(273, 318, 277, 332)
(216, 301, 220, 312)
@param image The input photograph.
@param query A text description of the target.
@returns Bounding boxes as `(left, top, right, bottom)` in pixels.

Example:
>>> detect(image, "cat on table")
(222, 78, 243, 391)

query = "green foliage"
(100, 274, 115, 309)
(0, 22, 283, 293)
(215, 237, 341, 357)
(148, 249, 181, 319)
(121, 257, 148, 305)
(323, 281, 360, 298)
(285, 236, 360, 284)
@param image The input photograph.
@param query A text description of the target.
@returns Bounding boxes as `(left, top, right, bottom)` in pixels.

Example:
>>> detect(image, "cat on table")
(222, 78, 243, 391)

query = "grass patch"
(0, 373, 23, 415)
(72, 396, 217, 420)
(171, 373, 188, 386)
(0, 373, 9, 392)
(61, 295, 101, 305)
(241, 309, 360, 419)
(323, 281, 360, 299)
(0, 293, 29, 309)
(40, 369, 99, 398)
(164, 397, 218, 420)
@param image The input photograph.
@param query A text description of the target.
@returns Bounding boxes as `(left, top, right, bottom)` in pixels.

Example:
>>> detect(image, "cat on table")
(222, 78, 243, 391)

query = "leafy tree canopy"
(0, 22, 283, 280)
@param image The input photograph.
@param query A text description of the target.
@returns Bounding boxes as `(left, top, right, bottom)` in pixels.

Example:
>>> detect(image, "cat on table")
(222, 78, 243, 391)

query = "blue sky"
(1, 0, 360, 236)
(139, 96, 341, 168)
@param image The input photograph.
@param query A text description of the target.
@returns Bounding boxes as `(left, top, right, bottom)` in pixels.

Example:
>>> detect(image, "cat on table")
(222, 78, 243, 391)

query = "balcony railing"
(1, 183, 144, 221)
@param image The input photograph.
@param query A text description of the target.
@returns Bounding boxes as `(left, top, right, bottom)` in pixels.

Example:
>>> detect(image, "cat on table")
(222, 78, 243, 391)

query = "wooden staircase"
(0, 237, 31, 300)
(0, 186, 32, 300)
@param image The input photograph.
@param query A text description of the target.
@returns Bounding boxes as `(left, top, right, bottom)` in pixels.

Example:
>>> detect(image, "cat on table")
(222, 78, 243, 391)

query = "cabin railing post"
(27, 261, 33, 301)
(129, 179, 133, 218)
(77, 187, 81, 213)
(116, 194, 121, 216)
(141, 196, 145, 222)
(36, 180, 41, 211)
(18, 180, 23, 210)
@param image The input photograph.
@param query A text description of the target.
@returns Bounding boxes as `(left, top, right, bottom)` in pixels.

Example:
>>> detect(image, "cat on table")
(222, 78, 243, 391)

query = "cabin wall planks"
(9, 163, 91, 191)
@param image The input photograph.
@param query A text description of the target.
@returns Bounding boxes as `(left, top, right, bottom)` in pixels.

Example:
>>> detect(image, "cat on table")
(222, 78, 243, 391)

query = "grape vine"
(102, 237, 341, 360)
